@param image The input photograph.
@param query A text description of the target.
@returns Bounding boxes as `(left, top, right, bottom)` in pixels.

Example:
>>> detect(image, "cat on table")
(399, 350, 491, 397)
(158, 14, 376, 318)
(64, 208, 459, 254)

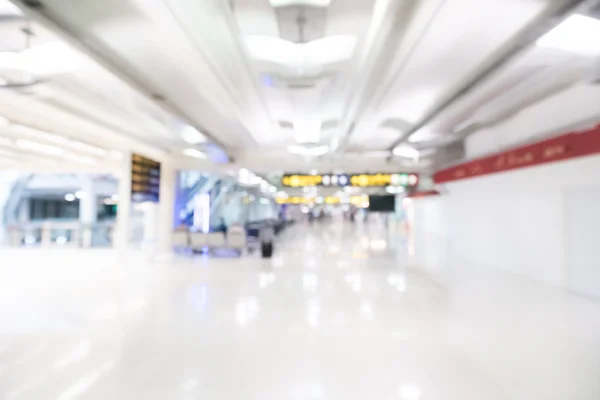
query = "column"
(156, 162, 176, 258)
(114, 152, 132, 252)
(79, 175, 98, 248)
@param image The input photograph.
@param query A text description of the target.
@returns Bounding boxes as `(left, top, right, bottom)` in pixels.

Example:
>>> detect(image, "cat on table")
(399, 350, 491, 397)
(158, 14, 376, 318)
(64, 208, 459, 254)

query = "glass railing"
(4, 220, 115, 248)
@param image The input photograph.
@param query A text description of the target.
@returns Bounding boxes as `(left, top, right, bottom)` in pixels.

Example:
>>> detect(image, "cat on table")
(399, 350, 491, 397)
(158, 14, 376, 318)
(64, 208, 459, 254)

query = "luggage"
(261, 241, 273, 258)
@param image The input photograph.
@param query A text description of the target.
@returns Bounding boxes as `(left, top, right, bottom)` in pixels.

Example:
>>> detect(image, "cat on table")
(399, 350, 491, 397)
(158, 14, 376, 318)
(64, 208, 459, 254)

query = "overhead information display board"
(281, 173, 418, 188)
(131, 153, 161, 203)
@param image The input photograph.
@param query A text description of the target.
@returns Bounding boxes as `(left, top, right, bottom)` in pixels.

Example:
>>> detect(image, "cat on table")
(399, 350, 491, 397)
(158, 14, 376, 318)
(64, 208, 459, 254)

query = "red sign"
(434, 125, 600, 184)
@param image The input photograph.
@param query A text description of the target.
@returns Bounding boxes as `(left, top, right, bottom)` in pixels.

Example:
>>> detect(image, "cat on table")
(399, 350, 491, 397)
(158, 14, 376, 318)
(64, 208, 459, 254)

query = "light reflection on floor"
(0, 222, 599, 399)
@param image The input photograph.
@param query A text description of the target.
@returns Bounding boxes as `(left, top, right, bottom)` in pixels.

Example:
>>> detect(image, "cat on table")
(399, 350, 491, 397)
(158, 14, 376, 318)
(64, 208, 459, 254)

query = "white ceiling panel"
(378, 0, 554, 123)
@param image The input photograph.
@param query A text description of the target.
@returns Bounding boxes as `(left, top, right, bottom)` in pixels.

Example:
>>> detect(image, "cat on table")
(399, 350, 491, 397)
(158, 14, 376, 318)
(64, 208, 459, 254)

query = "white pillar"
(114, 153, 132, 252)
(156, 162, 176, 259)
(79, 175, 97, 248)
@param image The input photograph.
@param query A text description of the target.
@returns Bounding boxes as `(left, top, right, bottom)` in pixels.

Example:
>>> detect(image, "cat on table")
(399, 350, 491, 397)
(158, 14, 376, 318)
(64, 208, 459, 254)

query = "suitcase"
(261, 242, 273, 258)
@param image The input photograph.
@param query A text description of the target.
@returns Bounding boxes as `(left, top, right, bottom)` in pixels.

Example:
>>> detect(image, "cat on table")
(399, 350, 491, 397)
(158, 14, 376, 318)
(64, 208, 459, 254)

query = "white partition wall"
(411, 154, 600, 290)
(565, 187, 600, 299)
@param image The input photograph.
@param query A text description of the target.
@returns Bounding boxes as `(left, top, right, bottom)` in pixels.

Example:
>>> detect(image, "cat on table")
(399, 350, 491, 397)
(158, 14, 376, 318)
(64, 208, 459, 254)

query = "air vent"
(287, 82, 316, 89)
(279, 120, 294, 129)
(22, 0, 43, 8)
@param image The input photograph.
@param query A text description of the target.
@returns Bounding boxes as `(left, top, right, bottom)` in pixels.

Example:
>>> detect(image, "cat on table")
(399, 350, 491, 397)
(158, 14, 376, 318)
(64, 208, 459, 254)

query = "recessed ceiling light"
(244, 35, 356, 67)
(398, 384, 422, 400)
(393, 145, 419, 158)
(181, 126, 206, 145)
(287, 144, 330, 157)
(182, 148, 207, 159)
(269, 0, 331, 7)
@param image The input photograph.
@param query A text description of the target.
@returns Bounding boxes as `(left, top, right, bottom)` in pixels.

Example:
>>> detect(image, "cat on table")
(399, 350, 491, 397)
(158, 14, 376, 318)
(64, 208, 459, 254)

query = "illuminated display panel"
(281, 173, 418, 188)
(131, 153, 161, 203)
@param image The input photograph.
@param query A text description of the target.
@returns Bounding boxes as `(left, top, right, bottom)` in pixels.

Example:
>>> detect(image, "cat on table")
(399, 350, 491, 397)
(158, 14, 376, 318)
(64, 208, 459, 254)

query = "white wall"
(411, 154, 600, 290)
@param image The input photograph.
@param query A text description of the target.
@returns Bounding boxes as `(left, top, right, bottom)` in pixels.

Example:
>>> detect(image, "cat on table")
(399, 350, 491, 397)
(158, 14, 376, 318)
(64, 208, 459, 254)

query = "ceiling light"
(269, 0, 331, 7)
(244, 35, 356, 67)
(182, 148, 207, 159)
(0, 116, 9, 126)
(0, 137, 12, 146)
(16, 139, 64, 156)
(75, 191, 85, 199)
(65, 193, 76, 202)
(392, 145, 419, 158)
(537, 14, 600, 56)
(69, 141, 107, 156)
(63, 152, 97, 165)
(10, 124, 70, 145)
(181, 126, 206, 144)
(287, 144, 330, 157)
(398, 384, 422, 400)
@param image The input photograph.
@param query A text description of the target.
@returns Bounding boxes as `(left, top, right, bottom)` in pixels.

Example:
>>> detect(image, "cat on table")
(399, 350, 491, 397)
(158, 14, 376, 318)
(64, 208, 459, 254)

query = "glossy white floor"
(1, 222, 600, 400)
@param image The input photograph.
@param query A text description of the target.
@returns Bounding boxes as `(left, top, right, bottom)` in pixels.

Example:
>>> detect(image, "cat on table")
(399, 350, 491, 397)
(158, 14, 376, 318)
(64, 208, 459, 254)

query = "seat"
(207, 232, 226, 248)
(189, 232, 208, 249)
(172, 230, 189, 247)
(227, 226, 247, 250)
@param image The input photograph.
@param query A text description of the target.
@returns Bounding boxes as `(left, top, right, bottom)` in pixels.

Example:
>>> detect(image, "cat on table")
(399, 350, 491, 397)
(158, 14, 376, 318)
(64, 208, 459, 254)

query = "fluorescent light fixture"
(69, 141, 107, 156)
(16, 139, 64, 156)
(182, 148, 207, 159)
(63, 152, 98, 165)
(537, 14, 600, 56)
(287, 144, 330, 157)
(10, 124, 70, 145)
(11, 125, 109, 155)
(181, 126, 206, 144)
(65, 193, 76, 202)
(244, 35, 356, 67)
(399, 384, 422, 400)
(393, 145, 420, 159)
(269, 0, 331, 7)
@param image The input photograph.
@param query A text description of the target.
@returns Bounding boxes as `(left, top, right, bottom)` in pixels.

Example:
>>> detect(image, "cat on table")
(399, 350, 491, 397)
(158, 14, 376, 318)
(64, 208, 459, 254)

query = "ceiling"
(4, 0, 600, 175)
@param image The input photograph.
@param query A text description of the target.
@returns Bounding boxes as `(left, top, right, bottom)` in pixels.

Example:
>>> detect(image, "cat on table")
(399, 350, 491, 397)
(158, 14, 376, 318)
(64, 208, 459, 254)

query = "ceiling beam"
(388, 0, 596, 150)
(9, 0, 233, 159)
